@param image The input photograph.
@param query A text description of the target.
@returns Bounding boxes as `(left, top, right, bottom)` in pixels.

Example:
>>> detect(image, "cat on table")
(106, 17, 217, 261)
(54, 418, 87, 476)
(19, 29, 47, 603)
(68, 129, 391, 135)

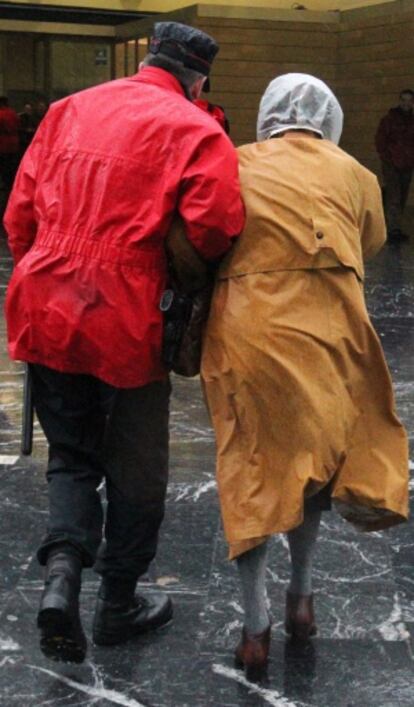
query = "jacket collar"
(129, 66, 187, 99)
(391, 106, 413, 120)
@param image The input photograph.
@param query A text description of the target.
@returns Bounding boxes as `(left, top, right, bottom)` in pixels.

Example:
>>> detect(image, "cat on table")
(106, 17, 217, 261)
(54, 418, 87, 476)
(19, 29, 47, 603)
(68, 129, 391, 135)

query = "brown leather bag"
(162, 220, 214, 377)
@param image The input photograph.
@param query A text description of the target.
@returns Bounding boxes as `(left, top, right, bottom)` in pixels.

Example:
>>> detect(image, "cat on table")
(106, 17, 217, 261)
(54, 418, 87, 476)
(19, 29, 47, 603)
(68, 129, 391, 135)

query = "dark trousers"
(381, 161, 412, 233)
(30, 364, 171, 583)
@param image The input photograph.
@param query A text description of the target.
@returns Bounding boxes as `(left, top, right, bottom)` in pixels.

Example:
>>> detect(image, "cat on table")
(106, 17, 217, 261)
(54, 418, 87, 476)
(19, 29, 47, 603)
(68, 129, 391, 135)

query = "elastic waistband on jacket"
(36, 230, 166, 269)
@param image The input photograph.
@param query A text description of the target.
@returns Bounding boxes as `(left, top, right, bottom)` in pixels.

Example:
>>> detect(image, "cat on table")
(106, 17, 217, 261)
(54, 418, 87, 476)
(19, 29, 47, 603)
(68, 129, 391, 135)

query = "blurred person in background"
(375, 89, 414, 241)
(18, 102, 37, 156)
(194, 98, 230, 134)
(0, 96, 19, 198)
(33, 98, 49, 128)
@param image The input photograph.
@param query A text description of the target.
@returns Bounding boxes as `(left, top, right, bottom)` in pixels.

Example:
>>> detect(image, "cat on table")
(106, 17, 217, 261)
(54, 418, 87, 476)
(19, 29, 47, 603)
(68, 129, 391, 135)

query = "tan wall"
(0, 34, 48, 106)
(196, 15, 339, 146)
(2, 1, 414, 190)
(0, 33, 113, 107)
(0, 35, 38, 96)
(50, 39, 111, 97)
(193, 3, 414, 201)
(338, 9, 414, 177)
(2, 0, 398, 13)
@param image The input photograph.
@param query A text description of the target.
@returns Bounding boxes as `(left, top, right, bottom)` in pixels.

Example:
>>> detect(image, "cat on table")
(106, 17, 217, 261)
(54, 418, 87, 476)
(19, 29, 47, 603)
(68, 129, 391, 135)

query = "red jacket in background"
(0, 106, 19, 154)
(375, 107, 414, 170)
(4, 67, 245, 388)
(194, 99, 230, 134)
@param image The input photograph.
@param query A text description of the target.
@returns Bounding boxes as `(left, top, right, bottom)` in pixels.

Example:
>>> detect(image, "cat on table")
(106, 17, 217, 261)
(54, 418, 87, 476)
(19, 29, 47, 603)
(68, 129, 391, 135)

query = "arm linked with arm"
(165, 217, 211, 293)
(177, 129, 245, 262)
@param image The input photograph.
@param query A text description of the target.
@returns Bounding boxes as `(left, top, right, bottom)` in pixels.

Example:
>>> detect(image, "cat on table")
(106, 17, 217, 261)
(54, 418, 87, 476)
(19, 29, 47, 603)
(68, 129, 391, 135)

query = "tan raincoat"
(201, 133, 409, 559)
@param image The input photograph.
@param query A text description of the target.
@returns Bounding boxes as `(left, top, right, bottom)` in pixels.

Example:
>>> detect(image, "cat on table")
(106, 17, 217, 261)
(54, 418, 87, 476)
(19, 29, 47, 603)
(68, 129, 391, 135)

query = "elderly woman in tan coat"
(201, 74, 409, 681)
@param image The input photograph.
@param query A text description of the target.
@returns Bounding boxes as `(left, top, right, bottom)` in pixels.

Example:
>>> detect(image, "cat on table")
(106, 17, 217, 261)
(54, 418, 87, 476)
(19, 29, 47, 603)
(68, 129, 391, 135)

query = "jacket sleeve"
(375, 115, 391, 162)
(178, 129, 245, 261)
(165, 218, 210, 292)
(359, 173, 387, 261)
(3, 128, 42, 265)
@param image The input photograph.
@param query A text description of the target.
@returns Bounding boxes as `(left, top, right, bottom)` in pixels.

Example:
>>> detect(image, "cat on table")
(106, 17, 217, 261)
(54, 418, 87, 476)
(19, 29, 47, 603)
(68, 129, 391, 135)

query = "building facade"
(1, 0, 414, 182)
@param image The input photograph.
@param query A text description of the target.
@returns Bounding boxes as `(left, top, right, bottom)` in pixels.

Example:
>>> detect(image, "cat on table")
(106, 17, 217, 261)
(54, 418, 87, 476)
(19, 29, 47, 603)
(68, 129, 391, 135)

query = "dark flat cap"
(150, 22, 219, 77)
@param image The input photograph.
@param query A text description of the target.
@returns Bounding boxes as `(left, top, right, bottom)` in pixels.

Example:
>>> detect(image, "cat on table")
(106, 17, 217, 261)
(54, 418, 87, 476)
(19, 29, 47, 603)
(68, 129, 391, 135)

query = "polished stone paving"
(0, 234, 413, 706)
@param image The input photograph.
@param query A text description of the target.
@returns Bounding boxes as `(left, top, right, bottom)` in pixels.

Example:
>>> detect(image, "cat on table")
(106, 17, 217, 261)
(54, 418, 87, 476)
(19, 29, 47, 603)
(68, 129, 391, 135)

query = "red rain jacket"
(375, 107, 414, 170)
(4, 67, 244, 387)
(0, 106, 19, 154)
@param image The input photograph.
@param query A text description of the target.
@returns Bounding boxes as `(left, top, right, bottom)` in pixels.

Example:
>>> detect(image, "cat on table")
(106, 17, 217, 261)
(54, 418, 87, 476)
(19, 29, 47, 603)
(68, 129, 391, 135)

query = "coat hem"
(8, 350, 168, 389)
(224, 496, 408, 560)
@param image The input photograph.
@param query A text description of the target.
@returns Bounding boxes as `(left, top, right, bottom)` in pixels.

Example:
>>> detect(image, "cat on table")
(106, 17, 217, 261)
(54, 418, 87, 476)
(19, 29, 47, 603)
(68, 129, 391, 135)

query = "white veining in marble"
(320, 538, 382, 568)
(378, 593, 410, 642)
(273, 534, 290, 551)
(229, 600, 244, 615)
(0, 637, 20, 651)
(0, 454, 19, 465)
(222, 618, 243, 638)
(193, 479, 217, 501)
(330, 600, 350, 639)
(29, 664, 147, 707)
(212, 663, 304, 707)
(266, 567, 287, 584)
(313, 568, 391, 584)
(170, 409, 214, 444)
(0, 656, 16, 667)
(170, 479, 216, 503)
(401, 599, 414, 623)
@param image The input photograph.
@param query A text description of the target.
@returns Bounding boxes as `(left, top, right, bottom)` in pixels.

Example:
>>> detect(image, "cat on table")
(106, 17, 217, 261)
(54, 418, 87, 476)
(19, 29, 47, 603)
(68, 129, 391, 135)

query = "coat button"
(316, 231, 324, 239)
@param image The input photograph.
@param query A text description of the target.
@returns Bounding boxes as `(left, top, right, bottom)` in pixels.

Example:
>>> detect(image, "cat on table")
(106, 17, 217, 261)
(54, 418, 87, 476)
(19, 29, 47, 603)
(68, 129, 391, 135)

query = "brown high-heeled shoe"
(285, 591, 317, 640)
(234, 625, 271, 682)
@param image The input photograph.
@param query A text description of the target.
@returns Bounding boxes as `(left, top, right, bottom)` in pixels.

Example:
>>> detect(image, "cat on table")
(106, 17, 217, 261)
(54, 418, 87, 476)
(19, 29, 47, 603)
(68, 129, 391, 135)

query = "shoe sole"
(38, 608, 86, 664)
(93, 607, 173, 647)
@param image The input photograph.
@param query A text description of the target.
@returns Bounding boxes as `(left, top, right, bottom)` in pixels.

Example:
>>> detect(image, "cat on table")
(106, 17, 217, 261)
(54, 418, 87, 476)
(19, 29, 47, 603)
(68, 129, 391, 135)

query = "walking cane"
(21, 364, 34, 456)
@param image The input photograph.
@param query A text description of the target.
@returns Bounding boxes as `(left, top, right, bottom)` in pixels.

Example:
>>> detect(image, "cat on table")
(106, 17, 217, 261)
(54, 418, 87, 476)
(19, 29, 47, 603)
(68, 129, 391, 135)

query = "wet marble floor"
(0, 234, 413, 706)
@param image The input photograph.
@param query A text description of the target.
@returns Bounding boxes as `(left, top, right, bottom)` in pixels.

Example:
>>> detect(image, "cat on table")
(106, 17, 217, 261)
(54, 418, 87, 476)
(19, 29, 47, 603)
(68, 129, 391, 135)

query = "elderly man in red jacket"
(4, 22, 244, 663)
(375, 89, 414, 240)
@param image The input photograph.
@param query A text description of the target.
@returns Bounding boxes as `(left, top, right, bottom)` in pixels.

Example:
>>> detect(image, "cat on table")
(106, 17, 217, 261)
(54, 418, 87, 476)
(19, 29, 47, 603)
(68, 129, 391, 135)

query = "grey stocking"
(287, 509, 322, 596)
(236, 541, 270, 635)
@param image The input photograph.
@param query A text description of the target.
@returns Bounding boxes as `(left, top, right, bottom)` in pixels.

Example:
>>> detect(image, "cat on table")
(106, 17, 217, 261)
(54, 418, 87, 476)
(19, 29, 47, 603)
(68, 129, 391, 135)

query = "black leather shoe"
(92, 590, 173, 646)
(37, 552, 86, 664)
